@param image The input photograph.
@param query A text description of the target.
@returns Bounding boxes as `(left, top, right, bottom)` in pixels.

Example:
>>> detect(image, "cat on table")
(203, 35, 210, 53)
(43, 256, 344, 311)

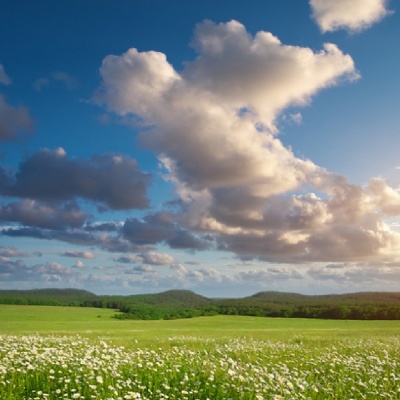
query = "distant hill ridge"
(247, 291, 400, 304)
(153, 290, 211, 306)
(116, 289, 211, 307)
(0, 288, 96, 297)
(1, 288, 400, 320)
(1, 288, 400, 302)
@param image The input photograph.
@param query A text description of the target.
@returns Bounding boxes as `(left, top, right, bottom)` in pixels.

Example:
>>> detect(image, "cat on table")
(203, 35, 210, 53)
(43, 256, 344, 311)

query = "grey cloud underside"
(0, 200, 87, 230)
(2, 226, 149, 253)
(0, 149, 150, 210)
(122, 212, 211, 250)
(0, 95, 34, 142)
(0, 149, 152, 232)
(1, 211, 212, 254)
(62, 250, 95, 259)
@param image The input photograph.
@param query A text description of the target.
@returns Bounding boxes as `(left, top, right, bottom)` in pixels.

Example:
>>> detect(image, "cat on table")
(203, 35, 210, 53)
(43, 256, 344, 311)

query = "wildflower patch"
(0, 335, 399, 399)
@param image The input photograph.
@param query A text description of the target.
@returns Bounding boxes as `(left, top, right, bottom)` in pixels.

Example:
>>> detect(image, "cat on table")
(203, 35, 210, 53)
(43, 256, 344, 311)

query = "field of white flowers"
(0, 334, 399, 399)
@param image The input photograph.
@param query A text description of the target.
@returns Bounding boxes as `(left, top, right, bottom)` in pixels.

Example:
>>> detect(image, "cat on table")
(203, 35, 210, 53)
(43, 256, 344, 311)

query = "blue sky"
(1, 0, 400, 297)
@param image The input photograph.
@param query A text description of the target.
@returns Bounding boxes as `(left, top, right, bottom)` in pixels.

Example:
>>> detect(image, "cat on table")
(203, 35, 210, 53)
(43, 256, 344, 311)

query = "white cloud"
(368, 178, 400, 216)
(96, 19, 400, 265)
(0, 64, 11, 85)
(97, 19, 357, 195)
(310, 0, 391, 32)
(170, 263, 187, 276)
(141, 251, 175, 265)
(73, 260, 85, 269)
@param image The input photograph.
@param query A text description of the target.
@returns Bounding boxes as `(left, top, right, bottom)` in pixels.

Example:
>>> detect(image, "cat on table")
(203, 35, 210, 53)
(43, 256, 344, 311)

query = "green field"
(1, 305, 400, 399)
(1, 304, 400, 345)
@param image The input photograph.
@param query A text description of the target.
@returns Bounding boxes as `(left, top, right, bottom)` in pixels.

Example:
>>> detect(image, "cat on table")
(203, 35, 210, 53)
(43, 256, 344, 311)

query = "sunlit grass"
(2, 305, 400, 346)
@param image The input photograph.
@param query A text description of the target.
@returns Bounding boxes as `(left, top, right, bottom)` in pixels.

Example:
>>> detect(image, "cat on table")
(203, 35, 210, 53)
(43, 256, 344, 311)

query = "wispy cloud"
(33, 71, 78, 92)
(0, 64, 11, 85)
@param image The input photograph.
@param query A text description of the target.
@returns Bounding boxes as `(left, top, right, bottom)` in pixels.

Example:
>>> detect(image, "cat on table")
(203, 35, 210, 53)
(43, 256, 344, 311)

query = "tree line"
(1, 288, 400, 320)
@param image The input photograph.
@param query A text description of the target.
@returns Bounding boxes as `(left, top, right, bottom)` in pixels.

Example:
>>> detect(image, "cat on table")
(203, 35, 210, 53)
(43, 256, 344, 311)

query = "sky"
(1, 0, 400, 297)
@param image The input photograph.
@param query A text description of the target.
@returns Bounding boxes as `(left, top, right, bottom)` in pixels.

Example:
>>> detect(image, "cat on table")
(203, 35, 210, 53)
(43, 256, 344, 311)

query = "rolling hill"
(1, 288, 400, 320)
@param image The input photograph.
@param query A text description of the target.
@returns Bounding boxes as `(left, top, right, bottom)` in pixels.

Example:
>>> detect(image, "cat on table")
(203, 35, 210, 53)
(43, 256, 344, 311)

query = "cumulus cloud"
(0, 257, 27, 278)
(5, 17, 388, 270)
(0, 199, 88, 229)
(141, 251, 175, 265)
(0, 148, 150, 210)
(115, 251, 176, 266)
(123, 212, 211, 250)
(72, 260, 85, 269)
(0, 246, 28, 258)
(95, 20, 400, 265)
(216, 173, 400, 263)
(62, 250, 95, 259)
(0, 257, 78, 285)
(310, 0, 391, 32)
(170, 263, 207, 282)
(368, 178, 400, 216)
(0, 64, 11, 85)
(96, 20, 357, 190)
(0, 95, 34, 142)
(96, 20, 357, 199)
(307, 261, 400, 287)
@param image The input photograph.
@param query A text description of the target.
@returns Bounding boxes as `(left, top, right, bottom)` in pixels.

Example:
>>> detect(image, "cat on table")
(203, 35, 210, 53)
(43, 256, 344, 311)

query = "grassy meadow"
(2, 304, 400, 346)
(1, 305, 400, 399)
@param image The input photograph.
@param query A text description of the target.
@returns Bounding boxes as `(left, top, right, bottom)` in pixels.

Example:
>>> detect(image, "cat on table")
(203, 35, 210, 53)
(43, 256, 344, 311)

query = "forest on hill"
(1, 288, 400, 320)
